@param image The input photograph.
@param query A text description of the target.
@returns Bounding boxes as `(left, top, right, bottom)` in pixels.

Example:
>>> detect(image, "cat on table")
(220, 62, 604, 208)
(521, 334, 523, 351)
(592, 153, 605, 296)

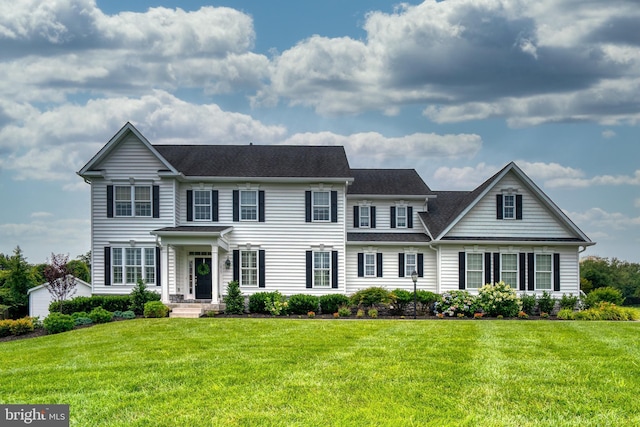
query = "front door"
(195, 257, 212, 299)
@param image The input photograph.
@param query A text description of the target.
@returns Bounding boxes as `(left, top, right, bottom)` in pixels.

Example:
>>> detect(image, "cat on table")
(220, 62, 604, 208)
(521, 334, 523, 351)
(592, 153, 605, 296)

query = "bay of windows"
(112, 247, 155, 285)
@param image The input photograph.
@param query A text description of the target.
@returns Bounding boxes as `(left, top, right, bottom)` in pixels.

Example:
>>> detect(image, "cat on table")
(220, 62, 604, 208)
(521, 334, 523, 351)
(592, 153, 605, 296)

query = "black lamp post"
(411, 270, 418, 319)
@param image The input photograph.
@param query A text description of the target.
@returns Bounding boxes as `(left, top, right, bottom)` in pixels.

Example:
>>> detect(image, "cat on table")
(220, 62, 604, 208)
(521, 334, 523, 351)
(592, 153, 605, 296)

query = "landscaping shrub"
(389, 289, 413, 315)
(113, 311, 124, 318)
(559, 294, 579, 311)
(74, 317, 93, 326)
(248, 292, 275, 314)
(356, 309, 365, 318)
(121, 310, 136, 319)
(144, 301, 170, 318)
(264, 291, 288, 316)
(434, 291, 477, 317)
(537, 291, 556, 314)
(477, 281, 521, 317)
(349, 287, 392, 308)
(287, 294, 319, 315)
(130, 279, 161, 315)
(71, 311, 89, 320)
(319, 294, 349, 315)
(0, 319, 12, 337)
(43, 313, 75, 334)
(367, 308, 378, 318)
(223, 281, 245, 314)
(51, 295, 132, 315)
(89, 307, 113, 324)
(520, 294, 537, 315)
(558, 302, 639, 321)
(417, 291, 440, 315)
(8, 317, 35, 336)
(338, 305, 351, 317)
(584, 287, 624, 308)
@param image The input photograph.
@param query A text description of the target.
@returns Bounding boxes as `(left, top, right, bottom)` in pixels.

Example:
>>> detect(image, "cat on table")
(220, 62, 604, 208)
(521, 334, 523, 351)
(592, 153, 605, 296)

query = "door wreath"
(197, 262, 210, 276)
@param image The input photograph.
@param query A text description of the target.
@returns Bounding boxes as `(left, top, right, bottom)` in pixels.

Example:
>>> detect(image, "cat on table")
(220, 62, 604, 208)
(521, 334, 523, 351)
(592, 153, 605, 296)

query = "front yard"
(1, 319, 639, 426)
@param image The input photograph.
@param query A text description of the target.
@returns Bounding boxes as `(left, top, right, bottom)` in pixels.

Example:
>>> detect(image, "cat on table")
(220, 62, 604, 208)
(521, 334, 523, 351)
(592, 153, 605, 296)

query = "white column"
(161, 245, 170, 303)
(211, 245, 219, 303)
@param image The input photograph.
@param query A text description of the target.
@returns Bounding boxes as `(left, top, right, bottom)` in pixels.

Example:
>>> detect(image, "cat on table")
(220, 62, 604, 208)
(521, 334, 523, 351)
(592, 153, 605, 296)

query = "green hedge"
(50, 295, 132, 315)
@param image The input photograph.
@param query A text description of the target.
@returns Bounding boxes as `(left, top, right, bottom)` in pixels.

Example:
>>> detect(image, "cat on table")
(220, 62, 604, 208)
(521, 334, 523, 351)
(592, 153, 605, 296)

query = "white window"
(194, 190, 211, 221)
(314, 251, 330, 287)
(359, 206, 370, 228)
(503, 194, 515, 219)
(112, 247, 155, 285)
(240, 190, 258, 221)
(405, 253, 417, 277)
(364, 253, 376, 277)
(396, 206, 407, 228)
(115, 185, 151, 217)
(313, 192, 330, 221)
(536, 254, 552, 290)
(501, 253, 518, 288)
(241, 250, 258, 287)
(466, 253, 484, 289)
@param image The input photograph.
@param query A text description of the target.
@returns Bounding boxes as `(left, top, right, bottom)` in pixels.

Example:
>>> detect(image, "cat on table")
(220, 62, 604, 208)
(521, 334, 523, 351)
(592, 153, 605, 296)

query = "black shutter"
(104, 246, 111, 286)
(553, 253, 560, 291)
(527, 253, 535, 291)
(212, 190, 219, 222)
(376, 253, 383, 278)
(391, 206, 396, 228)
(155, 247, 161, 286)
(152, 185, 160, 218)
(398, 253, 405, 277)
(357, 253, 364, 277)
(371, 206, 376, 228)
(330, 191, 338, 223)
(493, 253, 500, 283)
(496, 194, 503, 219)
(305, 191, 311, 222)
(331, 251, 338, 288)
(417, 253, 424, 278)
(459, 252, 466, 289)
(186, 190, 193, 222)
(233, 250, 240, 282)
(232, 190, 239, 222)
(259, 250, 266, 288)
(485, 253, 492, 285)
(353, 206, 360, 228)
(107, 185, 114, 218)
(306, 251, 313, 288)
(258, 190, 265, 222)
(519, 253, 526, 291)
(516, 195, 523, 220)
(407, 206, 413, 228)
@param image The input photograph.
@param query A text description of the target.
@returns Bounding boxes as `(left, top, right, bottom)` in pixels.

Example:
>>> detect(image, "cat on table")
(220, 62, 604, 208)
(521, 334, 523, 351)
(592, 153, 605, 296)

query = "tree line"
(0, 246, 90, 318)
(580, 256, 640, 304)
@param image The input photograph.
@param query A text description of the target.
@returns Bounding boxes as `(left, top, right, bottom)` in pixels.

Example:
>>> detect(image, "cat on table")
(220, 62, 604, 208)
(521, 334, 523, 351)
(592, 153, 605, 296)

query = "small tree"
(223, 281, 245, 314)
(43, 253, 77, 313)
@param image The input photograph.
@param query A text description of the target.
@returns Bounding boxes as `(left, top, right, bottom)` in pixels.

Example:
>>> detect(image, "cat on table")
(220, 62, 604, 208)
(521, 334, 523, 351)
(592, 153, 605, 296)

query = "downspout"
(427, 242, 440, 294)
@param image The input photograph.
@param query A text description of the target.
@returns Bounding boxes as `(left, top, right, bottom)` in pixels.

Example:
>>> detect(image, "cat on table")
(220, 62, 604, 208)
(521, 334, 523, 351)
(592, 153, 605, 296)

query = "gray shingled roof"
(348, 169, 431, 195)
(347, 232, 431, 243)
(154, 145, 352, 178)
(152, 226, 232, 234)
(440, 236, 586, 242)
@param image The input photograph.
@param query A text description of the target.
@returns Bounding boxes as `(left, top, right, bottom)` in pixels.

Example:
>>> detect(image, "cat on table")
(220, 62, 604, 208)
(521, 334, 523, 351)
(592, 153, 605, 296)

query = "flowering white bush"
(433, 291, 477, 317)
(477, 281, 522, 317)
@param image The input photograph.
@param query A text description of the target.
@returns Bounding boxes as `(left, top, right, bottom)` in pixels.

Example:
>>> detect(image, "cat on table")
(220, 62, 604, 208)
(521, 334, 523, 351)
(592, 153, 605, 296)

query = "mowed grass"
(1, 319, 640, 426)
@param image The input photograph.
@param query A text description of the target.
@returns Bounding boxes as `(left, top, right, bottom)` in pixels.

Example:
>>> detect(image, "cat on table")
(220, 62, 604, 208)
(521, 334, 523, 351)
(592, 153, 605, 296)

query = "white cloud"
(602, 129, 616, 139)
(30, 212, 53, 218)
(635, 198, 640, 209)
(432, 163, 499, 190)
(566, 207, 640, 231)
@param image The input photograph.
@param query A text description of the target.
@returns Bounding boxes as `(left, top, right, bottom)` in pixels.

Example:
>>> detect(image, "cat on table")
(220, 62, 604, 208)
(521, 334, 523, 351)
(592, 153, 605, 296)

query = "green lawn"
(1, 319, 640, 426)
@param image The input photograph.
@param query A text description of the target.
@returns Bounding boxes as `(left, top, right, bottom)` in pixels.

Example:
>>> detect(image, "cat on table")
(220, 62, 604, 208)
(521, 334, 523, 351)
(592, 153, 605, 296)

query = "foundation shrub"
(248, 292, 276, 314)
(43, 313, 75, 334)
(287, 294, 319, 315)
(8, 317, 35, 336)
(349, 287, 392, 308)
(223, 281, 245, 315)
(144, 301, 170, 318)
(121, 310, 136, 319)
(434, 290, 477, 317)
(389, 289, 412, 315)
(318, 294, 349, 315)
(417, 291, 440, 315)
(477, 281, 521, 317)
(537, 291, 556, 314)
(584, 287, 624, 309)
(88, 307, 113, 324)
(129, 280, 161, 315)
(50, 295, 132, 315)
(559, 294, 579, 311)
(74, 317, 93, 326)
(338, 306, 351, 317)
(520, 294, 537, 315)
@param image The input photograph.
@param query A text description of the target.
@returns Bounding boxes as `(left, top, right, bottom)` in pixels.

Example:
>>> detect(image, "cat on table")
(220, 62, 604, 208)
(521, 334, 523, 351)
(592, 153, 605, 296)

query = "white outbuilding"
(28, 278, 92, 319)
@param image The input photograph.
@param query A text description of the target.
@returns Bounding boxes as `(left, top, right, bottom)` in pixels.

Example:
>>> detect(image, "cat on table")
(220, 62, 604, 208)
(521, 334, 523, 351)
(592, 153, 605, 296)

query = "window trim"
(359, 205, 371, 228)
(114, 185, 152, 217)
(193, 189, 212, 221)
(404, 252, 417, 277)
(312, 191, 331, 222)
(313, 251, 331, 287)
(240, 250, 258, 287)
(466, 252, 484, 289)
(240, 190, 258, 222)
(503, 194, 515, 219)
(500, 253, 518, 289)
(396, 205, 407, 228)
(535, 253, 553, 290)
(111, 247, 156, 285)
(364, 252, 376, 277)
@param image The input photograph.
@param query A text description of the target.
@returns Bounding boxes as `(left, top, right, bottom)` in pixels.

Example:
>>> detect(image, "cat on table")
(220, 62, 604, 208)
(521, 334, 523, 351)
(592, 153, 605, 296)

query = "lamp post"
(411, 270, 418, 319)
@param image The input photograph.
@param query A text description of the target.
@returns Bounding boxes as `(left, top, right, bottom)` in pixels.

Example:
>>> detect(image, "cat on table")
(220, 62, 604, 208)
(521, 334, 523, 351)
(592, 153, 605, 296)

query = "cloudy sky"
(0, 0, 638, 264)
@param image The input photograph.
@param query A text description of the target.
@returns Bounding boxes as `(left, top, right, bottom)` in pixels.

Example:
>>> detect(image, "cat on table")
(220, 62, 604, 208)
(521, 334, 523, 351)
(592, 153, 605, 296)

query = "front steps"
(168, 303, 225, 318)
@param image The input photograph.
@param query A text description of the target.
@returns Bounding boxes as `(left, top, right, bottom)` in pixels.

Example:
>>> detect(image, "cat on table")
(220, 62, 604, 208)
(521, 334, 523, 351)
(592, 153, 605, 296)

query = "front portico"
(151, 226, 233, 304)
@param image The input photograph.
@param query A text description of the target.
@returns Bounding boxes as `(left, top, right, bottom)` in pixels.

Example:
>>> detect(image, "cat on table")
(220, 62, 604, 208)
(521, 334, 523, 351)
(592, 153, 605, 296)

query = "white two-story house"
(78, 123, 594, 305)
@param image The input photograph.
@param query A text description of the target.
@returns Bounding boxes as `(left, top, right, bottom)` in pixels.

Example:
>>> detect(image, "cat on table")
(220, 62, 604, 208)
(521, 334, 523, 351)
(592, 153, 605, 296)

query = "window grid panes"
(144, 248, 155, 284)
(125, 248, 142, 284)
(397, 206, 407, 228)
(503, 194, 515, 219)
(314, 252, 330, 287)
(115, 186, 132, 216)
(112, 248, 123, 284)
(240, 191, 257, 221)
(241, 250, 258, 287)
(501, 253, 518, 288)
(405, 253, 417, 277)
(313, 192, 330, 221)
(364, 253, 376, 277)
(115, 185, 152, 217)
(135, 187, 151, 217)
(536, 254, 552, 290)
(359, 206, 370, 228)
(112, 247, 155, 285)
(194, 190, 211, 221)
(467, 253, 483, 289)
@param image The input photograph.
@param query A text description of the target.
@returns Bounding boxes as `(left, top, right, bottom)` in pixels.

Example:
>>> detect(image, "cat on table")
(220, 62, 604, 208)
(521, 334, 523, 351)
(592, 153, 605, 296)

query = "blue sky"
(0, 0, 639, 264)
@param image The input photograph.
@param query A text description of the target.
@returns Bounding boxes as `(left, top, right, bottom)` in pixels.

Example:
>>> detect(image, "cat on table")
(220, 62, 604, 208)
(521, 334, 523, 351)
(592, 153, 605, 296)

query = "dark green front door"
(195, 258, 212, 299)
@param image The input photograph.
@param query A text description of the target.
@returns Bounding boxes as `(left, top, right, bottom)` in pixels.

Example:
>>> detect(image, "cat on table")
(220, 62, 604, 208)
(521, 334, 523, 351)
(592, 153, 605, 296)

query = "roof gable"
(348, 169, 431, 196)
